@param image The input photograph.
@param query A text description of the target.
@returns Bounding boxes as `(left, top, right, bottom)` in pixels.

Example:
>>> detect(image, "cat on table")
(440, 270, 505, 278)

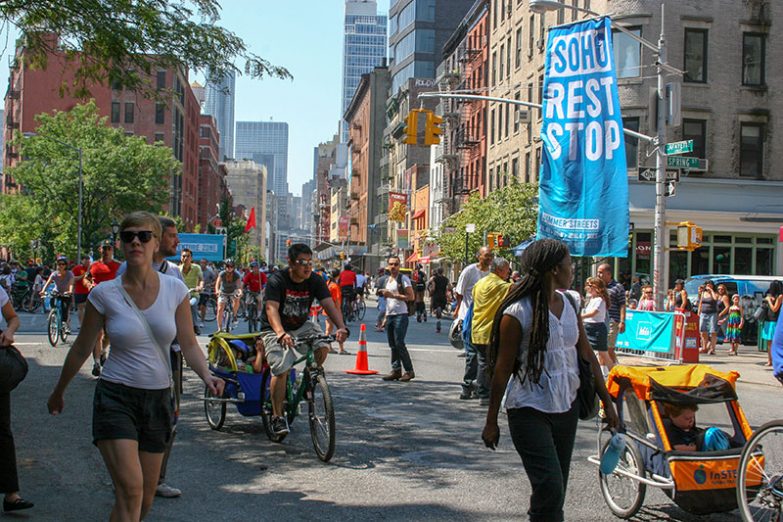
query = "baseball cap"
(100, 239, 113, 249)
(250, 261, 259, 267)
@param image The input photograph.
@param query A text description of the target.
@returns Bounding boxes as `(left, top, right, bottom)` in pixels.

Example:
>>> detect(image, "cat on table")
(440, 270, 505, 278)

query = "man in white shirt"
(377, 256, 415, 382)
(454, 247, 492, 398)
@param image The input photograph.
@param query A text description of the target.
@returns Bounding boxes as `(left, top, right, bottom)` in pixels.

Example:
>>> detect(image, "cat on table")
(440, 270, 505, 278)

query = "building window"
(512, 158, 519, 181)
(492, 51, 497, 86)
(570, 0, 578, 22)
(739, 123, 764, 178)
(534, 147, 541, 183)
(622, 117, 640, 169)
(124, 102, 134, 124)
(154, 132, 165, 143)
(513, 92, 521, 133)
(525, 152, 531, 183)
(111, 77, 122, 91)
(488, 167, 494, 190)
(498, 105, 503, 140)
(506, 36, 512, 78)
(528, 15, 535, 56)
(490, 109, 495, 145)
(742, 33, 765, 86)
(557, 0, 564, 25)
(505, 104, 510, 138)
(500, 0, 505, 22)
(527, 83, 533, 143)
(682, 119, 706, 159)
(499, 44, 505, 80)
(538, 13, 546, 52)
(515, 27, 523, 68)
(155, 102, 165, 124)
(493, 0, 497, 29)
(156, 70, 166, 90)
(111, 102, 120, 123)
(684, 28, 708, 83)
(538, 74, 543, 109)
(613, 27, 642, 78)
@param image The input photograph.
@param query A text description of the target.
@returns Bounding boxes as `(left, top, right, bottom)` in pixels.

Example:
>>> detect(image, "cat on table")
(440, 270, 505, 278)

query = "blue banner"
(166, 233, 225, 263)
(537, 17, 629, 257)
(616, 310, 676, 353)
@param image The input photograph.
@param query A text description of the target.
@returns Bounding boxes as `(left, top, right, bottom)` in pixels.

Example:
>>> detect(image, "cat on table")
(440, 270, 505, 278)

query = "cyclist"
(242, 261, 267, 318)
(179, 248, 203, 335)
(40, 257, 74, 333)
(338, 263, 357, 316)
(198, 258, 216, 327)
(260, 244, 348, 437)
(215, 259, 242, 331)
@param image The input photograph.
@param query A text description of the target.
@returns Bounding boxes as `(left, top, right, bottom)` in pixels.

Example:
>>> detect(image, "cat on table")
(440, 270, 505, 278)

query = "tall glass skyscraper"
(203, 70, 236, 161)
(235, 121, 289, 199)
(341, 0, 387, 142)
(388, 0, 474, 94)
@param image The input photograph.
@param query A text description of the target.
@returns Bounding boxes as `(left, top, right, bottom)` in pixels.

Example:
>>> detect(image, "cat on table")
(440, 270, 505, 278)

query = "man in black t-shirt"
(427, 267, 451, 333)
(260, 243, 348, 437)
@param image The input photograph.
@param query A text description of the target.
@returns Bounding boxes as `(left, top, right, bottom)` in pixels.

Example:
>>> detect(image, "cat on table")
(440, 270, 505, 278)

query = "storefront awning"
(406, 252, 419, 263)
(419, 256, 431, 264)
(412, 209, 425, 220)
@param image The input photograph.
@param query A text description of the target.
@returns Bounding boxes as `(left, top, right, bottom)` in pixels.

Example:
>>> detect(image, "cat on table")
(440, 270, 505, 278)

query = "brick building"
(3, 34, 201, 230)
(197, 115, 230, 231)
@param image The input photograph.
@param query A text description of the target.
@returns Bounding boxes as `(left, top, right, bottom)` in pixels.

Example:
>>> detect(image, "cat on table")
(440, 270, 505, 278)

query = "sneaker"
(155, 483, 182, 498)
(63, 325, 71, 334)
(459, 391, 474, 400)
(271, 416, 290, 436)
(91, 362, 101, 377)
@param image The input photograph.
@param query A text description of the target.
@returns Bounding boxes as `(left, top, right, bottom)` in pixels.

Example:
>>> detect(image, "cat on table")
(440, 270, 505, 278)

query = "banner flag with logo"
(537, 17, 628, 257)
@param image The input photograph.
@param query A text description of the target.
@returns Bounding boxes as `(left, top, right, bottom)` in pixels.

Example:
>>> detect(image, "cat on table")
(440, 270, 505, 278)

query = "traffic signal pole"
(652, 3, 668, 310)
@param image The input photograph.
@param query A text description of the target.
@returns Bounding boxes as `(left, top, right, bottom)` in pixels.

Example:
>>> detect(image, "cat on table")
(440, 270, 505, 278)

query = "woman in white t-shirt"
(481, 239, 618, 522)
(582, 276, 613, 372)
(47, 211, 224, 521)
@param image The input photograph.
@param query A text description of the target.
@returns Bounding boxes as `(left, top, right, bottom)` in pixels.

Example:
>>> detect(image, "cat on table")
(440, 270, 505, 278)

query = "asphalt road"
(7, 303, 782, 521)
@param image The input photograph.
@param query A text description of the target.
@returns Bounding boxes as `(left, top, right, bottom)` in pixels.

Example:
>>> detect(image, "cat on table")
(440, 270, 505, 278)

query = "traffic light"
(424, 111, 443, 145)
(487, 232, 497, 250)
(497, 234, 510, 248)
(403, 110, 420, 145)
(286, 239, 292, 247)
(676, 221, 703, 251)
(339, 251, 346, 260)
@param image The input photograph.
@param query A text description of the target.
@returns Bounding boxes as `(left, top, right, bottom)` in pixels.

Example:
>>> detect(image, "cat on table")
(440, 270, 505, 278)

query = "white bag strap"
(115, 277, 172, 383)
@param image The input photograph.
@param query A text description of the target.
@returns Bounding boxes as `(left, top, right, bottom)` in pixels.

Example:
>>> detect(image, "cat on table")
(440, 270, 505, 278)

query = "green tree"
(437, 182, 538, 265)
(2, 0, 291, 97)
(0, 101, 180, 259)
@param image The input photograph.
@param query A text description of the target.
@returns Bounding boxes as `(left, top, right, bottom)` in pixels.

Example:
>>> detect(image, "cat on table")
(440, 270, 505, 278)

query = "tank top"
(674, 292, 685, 308)
(767, 296, 780, 322)
(700, 292, 716, 314)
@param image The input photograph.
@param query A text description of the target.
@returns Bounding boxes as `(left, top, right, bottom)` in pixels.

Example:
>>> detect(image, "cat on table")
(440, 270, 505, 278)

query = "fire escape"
(452, 40, 483, 212)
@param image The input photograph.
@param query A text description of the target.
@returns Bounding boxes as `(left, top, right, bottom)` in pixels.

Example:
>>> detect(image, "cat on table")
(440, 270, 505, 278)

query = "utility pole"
(652, 3, 668, 310)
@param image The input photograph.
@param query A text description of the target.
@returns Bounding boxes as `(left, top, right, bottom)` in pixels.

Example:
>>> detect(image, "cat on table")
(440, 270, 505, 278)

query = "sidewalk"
(617, 346, 779, 388)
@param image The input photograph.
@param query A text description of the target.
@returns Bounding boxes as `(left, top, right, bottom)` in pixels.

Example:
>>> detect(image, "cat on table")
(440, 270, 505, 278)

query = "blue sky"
(0, 0, 391, 197)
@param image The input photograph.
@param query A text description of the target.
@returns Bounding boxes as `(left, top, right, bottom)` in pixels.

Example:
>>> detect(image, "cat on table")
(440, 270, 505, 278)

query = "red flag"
(244, 207, 256, 233)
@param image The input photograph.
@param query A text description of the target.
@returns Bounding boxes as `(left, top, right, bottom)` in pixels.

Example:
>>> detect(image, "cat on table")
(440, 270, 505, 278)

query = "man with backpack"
(413, 264, 427, 322)
(377, 256, 415, 382)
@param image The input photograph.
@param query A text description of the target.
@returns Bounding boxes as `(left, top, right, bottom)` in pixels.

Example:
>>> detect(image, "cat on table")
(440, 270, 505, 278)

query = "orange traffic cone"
(346, 324, 378, 375)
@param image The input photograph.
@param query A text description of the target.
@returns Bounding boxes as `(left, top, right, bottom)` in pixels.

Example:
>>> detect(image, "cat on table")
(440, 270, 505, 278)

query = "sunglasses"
(181, 254, 191, 258)
(119, 230, 155, 243)
(294, 259, 314, 267)
(57, 262, 67, 266)
(388, 262, 400, 266)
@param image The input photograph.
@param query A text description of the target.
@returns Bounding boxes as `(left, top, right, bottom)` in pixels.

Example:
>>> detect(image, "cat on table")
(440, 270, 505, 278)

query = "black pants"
(0, 391, 19, 494)
(507, 401, 579, 522)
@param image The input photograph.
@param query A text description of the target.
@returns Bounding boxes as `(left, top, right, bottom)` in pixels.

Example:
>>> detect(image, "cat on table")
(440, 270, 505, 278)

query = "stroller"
(590, 364, 755, 518)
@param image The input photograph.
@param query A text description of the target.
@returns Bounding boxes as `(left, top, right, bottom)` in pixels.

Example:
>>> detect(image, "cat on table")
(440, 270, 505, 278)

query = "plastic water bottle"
(600, 434, 627, 475)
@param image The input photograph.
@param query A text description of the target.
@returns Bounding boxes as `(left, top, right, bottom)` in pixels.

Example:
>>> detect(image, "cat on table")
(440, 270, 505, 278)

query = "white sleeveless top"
(503, 291, 580, 413)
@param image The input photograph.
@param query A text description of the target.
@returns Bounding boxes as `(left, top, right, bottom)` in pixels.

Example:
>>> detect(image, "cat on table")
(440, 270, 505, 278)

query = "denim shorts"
(92, 379, 172, 453)
(699, 313, 718, 334)
(584, 322, 608, 352)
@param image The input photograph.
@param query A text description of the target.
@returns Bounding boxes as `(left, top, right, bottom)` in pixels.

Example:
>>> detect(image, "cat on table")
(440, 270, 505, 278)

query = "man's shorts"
(608, 320, 621, 350)
(700, 312, 718, 334)
(92, 379, 172, 453)
(74, 293, 89, 305)
(198, 292, 211, 306)
(261, 321, 331, 377)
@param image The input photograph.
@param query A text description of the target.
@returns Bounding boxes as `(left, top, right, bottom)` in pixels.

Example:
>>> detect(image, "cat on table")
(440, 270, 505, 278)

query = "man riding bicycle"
(215, 259, 243, 331)
(260, 243, 348, 437)
(242, 261, 267, 317)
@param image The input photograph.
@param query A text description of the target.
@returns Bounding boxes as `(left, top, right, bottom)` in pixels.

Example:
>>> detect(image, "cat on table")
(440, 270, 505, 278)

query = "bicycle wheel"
(221, 308, 232, 332)
(357, 300, 366, 321)
(738, 420, 783, 521)
(598, 435, 646, 519)
(308, 371, 335, 462)
(47, 310, 59, 347)
(247, 305, 258, 333)
(60, 314, 69, 343)
(202, 297, 216, 322)
(259, 366, 286, 443)
(203, 385, 226, 430)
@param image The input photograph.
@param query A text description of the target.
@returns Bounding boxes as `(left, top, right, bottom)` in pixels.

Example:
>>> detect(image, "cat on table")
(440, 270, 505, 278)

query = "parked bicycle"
(46, 290, 71, 347)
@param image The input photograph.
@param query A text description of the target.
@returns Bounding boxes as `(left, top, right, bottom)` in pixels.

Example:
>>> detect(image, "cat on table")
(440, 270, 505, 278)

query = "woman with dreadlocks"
(481, 239, 618, 522)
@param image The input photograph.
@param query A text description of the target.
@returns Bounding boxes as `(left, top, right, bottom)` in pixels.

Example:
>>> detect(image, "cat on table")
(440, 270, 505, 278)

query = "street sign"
(664, 140, 693, 155)
(465, 223, 476, 233)
(664, 181, 676, 198)
(637, 168, 680, 183)
(666, 156, 708, 171)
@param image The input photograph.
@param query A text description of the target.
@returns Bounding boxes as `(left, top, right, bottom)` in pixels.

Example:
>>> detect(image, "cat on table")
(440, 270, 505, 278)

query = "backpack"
(378, 274, 415, 316)
(414, 270, 427, 292)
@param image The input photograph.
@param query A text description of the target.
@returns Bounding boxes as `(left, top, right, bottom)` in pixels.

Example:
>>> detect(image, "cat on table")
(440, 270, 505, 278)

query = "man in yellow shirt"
(465, 257, 511, 405)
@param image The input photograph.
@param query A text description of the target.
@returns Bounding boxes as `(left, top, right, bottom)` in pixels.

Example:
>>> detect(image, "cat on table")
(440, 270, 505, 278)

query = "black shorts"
(74, 293, 89, 305)
(198, 293, 212, 306)
(92, 379, 173, 453)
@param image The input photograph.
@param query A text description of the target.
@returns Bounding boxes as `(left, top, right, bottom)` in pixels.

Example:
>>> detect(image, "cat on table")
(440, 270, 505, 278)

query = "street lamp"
(521, 1, 676, 309)
(111, 220, 120, 246)
(23, 132, 84, 262)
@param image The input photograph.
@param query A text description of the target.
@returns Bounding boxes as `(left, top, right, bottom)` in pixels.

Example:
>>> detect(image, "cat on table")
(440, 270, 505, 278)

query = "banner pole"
(653, 3, 668, 310)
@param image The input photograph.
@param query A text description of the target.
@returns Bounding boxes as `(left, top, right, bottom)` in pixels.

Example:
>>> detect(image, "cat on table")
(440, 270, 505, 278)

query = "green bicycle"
(259, 333, 338, 462)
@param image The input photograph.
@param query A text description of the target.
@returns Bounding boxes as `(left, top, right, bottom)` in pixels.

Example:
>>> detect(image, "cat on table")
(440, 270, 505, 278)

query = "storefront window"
(669, 250, 688, 286)
(756, 248, 773, 275)
(713, 246, 731, 274)
(734, 248, 752, 275)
